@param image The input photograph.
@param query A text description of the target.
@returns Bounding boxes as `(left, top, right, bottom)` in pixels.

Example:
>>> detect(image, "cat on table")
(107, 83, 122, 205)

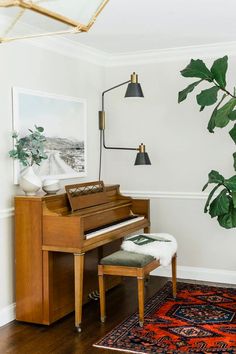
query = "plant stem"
(213, 80, 236, 98)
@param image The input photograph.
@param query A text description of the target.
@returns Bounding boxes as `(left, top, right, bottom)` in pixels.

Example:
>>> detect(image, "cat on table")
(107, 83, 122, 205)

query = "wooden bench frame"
(98, 253, 177, 327)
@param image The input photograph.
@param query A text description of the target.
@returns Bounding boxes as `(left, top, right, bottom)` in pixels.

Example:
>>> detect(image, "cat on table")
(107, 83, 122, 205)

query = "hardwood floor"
(0, 276, 168, 354)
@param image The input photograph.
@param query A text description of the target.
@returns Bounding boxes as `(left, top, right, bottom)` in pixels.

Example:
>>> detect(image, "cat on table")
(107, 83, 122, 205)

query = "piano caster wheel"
(75, 325, 82, 333)
(139, 321, 144, 327)
(100, 316, 106, 323)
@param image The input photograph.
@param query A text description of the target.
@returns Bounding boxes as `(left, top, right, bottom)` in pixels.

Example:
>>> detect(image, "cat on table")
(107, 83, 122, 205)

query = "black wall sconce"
(98, 72, 151, 180)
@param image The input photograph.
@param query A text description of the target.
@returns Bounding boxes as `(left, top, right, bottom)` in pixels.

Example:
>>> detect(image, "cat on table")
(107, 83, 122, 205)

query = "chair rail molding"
(121, 190, 208, 200)
(0, 208, 14, 219)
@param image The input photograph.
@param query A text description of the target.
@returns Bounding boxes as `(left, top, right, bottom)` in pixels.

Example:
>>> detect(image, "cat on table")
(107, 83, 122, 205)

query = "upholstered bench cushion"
(122, 233, 177, 266)
(100, 250, 155, 267)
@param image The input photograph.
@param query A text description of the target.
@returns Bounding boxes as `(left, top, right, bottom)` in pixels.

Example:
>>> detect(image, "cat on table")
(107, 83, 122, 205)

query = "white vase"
(19, 166, 42, 196)
(42, 178, 60, 194)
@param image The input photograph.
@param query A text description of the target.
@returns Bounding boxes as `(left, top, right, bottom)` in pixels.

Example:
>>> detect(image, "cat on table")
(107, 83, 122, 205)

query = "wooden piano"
(15, 181, 150, 331)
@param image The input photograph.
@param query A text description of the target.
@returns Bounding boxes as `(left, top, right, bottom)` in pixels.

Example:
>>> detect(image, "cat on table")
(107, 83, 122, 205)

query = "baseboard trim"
(1, 266, 235, 327)
(152, 265, 236, 285)
(0, 303, 16, 327)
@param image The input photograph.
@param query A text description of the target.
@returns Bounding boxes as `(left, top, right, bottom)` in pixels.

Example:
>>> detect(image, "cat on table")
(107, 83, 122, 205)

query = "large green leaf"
(217, 202, 236, 228)
(207, 109, 217, 133)
(224, 175, 236, 191)
(209, 189, 230, 217)
(178, 80, 202, 103)
(228, 110, 236, 121)
(180, 59, 213, 80)
(229, 123, 236, 144)
(196, 86, 219, 106)
(232, 191, 236, 208)
(207, 94, 227, 133)
(202, 170, 225, 191)
(210, 56, 228, 88)
(204, 183, 222, 213)
(233, 152, 236, 171)
(214, 98, 236, 128)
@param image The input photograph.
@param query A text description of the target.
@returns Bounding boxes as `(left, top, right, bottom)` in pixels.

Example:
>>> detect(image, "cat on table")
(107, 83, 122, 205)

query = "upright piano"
(15, 181, 150, 331)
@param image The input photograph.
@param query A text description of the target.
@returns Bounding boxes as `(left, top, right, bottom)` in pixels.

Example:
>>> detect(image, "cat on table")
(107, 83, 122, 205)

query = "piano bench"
(98, 250, 177, 327)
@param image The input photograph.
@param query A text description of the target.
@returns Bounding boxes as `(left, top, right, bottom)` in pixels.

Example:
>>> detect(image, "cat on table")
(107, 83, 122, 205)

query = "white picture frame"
(12, 87, 87, 184)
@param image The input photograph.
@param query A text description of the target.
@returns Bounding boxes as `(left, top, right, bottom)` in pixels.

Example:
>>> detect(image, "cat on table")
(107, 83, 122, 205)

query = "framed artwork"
(12, 88, 87, 183)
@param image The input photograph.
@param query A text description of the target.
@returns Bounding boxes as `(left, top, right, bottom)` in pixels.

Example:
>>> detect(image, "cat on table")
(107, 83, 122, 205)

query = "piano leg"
(74, 252, 85, 333)
(144, 226, 150, 233)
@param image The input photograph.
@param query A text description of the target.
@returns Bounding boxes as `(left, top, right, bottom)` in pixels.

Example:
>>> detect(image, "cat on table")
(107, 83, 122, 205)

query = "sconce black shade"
(134, 152, 151, 165)
(125, 83, 144, 98)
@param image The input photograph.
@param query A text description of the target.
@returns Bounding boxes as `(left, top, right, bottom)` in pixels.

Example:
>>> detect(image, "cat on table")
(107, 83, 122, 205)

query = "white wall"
(102, 55, 236, 279)
(0, 40, 104, 325)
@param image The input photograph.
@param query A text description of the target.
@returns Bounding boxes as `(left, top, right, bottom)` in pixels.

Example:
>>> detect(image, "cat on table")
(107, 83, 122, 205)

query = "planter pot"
(19, 166, 42, 196)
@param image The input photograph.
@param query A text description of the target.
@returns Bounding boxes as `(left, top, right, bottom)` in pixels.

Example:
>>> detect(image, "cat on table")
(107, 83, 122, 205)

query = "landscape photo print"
(12, 88, 87, 183)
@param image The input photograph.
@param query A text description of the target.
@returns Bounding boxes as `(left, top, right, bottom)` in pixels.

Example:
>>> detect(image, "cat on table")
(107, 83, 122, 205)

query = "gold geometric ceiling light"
(0, 0, 109, 43)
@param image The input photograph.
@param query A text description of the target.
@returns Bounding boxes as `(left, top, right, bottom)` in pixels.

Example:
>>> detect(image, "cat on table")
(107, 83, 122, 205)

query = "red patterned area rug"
(94, 282, 236, 354)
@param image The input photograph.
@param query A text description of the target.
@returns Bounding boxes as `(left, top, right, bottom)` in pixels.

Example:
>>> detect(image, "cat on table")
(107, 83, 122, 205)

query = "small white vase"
(42, 178, 60, 194)
(19, 166, 42, 196)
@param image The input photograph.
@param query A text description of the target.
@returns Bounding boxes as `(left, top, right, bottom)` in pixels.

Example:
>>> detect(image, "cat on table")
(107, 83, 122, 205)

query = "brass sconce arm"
(101, 130, 138, 151)
(101, 80, 130, 110)
(99, 78, 138, 153)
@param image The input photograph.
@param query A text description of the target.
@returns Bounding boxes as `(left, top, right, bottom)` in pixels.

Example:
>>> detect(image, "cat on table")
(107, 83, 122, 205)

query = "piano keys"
(15, 181, 150, 331)
(85, 215, 145, 239)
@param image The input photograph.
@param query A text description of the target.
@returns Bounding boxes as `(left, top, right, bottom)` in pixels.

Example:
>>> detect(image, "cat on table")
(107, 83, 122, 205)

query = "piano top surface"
(40, 185, 132, 217)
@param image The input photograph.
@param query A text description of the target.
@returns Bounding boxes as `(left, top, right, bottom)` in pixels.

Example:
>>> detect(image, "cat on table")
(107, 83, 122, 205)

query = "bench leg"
(137, 277, 145, 327)
(98, 270, 106, 323)
(171, 254, 177, 299)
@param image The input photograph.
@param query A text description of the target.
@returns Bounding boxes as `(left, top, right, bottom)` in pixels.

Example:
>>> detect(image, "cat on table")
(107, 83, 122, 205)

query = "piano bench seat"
(100, 250, 155, 267)
(98, 250, 177, 327)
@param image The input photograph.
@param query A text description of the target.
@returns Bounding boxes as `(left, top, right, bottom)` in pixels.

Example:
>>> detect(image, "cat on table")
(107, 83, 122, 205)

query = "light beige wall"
(0, 41, 103, 319)
(102, 57, 236, 274)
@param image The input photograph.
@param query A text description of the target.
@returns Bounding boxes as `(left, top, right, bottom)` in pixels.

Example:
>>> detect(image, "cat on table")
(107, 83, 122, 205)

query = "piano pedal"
(144, 275, 151, 287)
(88, 290, 100, 301)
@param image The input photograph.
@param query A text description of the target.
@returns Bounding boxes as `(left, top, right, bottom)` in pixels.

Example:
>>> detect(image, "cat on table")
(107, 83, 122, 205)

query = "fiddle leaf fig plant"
(9, 125, 48, 167)
(178, 55, 236, 229)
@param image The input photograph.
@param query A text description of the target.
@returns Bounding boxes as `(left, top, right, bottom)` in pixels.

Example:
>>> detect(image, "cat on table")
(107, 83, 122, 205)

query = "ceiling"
(1, 0, 236, 53)
(74, 0, 236, 53)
